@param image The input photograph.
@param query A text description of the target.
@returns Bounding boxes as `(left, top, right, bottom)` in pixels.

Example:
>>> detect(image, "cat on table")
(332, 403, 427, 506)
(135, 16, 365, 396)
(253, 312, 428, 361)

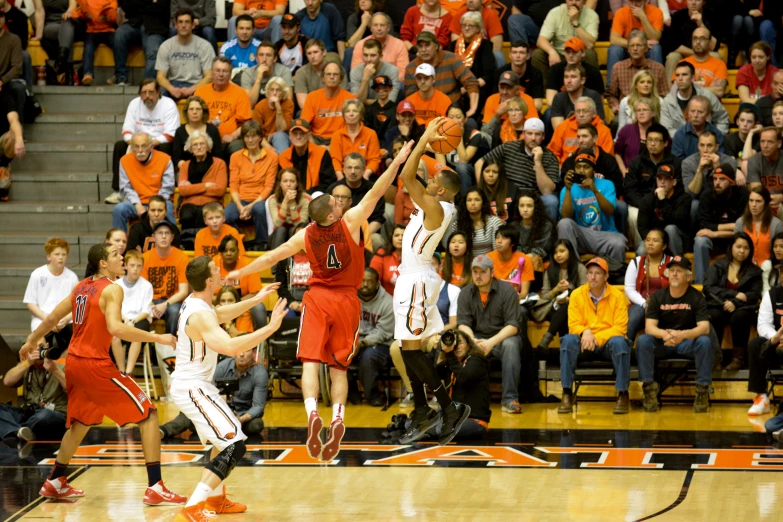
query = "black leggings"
(708, 306, 755, 353)
(546, 305, 569, 337)
(747, 337, 783, 395)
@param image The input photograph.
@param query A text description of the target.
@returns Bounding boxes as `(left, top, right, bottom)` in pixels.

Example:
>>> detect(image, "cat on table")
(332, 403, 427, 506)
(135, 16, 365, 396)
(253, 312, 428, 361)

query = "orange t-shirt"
(234, 312, 254, 333)
(300, 88, 356, 140)
(234, 0, 287, 29)
(229, 148, 278, 202)
(194, 224, 246, 259)
(405, 90, 453, 126)
(611, 4, 664, 39)
(330, 124, 382, 174)
(441, 261, 467, 286)
(141, 247, 189, 300)
(482, 90, 539, 124)
(195, 83, 252, 138)
(252, 98, 294, 138)
(486, 251, 533, 291)
(672, 56, 728, 88)
(213, 254, 263, 296)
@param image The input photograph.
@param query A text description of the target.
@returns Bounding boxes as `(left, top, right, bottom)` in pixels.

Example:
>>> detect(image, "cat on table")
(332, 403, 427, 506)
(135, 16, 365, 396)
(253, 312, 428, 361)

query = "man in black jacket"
(127, 195, 182, 252)
(637, 164, 691, 255)
(113, 0, 172, 85)
(693, 164, 749, 284)
(624, 123, 681, 247)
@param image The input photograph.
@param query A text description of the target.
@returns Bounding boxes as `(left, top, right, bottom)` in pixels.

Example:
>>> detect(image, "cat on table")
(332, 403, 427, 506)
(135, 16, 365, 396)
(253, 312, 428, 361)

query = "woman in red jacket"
(370, 224, 405, 295)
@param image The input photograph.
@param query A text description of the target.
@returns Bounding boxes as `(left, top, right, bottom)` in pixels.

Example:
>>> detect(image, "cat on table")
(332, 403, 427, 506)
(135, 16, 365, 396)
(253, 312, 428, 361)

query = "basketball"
(430, 118, 462, 154)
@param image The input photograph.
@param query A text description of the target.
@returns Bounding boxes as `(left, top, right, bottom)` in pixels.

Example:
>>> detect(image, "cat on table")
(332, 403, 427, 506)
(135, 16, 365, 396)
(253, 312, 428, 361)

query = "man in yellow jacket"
(558, 257, 630, 415)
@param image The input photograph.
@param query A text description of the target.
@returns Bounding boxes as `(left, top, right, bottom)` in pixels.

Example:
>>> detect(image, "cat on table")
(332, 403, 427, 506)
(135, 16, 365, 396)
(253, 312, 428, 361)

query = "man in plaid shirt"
(605, 30, 669, 117)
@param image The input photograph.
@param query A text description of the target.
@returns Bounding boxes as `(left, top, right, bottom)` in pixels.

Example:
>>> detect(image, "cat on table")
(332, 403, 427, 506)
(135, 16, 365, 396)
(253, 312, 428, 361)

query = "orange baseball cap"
(565, 37, 586, 52)
(585, 257, 608, 273)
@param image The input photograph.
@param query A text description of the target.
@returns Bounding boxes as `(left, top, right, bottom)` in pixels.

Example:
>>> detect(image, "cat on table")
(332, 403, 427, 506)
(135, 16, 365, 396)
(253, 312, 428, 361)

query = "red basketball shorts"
(297, 287, 361, 369)
(65, 354, 156, 427)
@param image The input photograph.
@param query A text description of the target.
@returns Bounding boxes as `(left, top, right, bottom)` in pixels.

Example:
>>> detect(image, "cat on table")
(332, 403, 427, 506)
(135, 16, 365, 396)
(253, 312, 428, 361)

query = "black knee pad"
(205, 439, 246, 481)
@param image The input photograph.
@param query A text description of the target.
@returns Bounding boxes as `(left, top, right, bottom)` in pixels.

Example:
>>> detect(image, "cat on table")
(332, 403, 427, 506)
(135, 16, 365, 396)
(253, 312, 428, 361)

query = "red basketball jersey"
(68, 276, 115, 360)
(304, 219, 364, 291)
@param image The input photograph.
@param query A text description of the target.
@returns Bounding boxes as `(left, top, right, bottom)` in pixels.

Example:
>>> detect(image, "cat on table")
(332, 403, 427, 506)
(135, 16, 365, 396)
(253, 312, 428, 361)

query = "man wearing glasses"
(673, 27, 728, 99)
(605, 0, 664, 86)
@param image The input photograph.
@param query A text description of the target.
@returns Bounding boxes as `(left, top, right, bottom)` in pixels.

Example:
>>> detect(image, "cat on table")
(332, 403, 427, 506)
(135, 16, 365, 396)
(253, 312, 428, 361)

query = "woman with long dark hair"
(532, 240, 587, 350)
(478, 159, 518, 223)
(734, 186, 783, 267)
(761, 232, 783, 293)
(625, 228, 673, 341)
(515, 190, 555, 266)
(267, 167, 312, 250)
(447, 187, 502, 256)
(704, 232, 763, 370)
(440, 231, 473, 287)
(370, 224, 405, 295)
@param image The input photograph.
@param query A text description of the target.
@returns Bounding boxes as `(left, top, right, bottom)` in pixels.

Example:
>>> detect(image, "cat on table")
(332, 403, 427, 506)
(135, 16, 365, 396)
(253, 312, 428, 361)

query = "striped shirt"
(480, 141, 560, 195)
(403, 50, 479, 103)
(447, 215, 502, 256)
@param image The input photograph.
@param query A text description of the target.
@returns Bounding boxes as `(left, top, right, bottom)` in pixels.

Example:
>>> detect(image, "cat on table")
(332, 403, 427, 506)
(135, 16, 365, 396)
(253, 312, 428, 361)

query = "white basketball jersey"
(171, 295, 219, 383)
(400, 201, 455, 273)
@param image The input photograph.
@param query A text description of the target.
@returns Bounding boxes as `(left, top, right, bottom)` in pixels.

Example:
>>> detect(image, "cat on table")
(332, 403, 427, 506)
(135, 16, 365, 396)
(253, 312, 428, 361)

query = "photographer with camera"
(160, 345, 267, 438)
(1, 346, 68, 445)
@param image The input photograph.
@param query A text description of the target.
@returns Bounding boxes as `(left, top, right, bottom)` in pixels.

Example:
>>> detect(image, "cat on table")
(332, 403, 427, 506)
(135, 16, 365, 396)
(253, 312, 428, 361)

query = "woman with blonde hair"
(616, 70, 662, 132)
(251, 76, 294, 154)
(330, 98, 381, 180)
(482, 96, 528, 150)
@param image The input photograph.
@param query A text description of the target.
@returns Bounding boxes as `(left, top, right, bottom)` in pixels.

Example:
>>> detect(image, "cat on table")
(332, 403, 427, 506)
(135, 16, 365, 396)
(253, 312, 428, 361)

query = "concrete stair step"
(9, 171, 110, 202)
(13, 142, 111, 172)
(26, 113, 123, 143)
(0, 328, 28, 352)
(0, 298, 31, 327)
(0, 265, 86, 296)
(0, 232, 96, 264)
(34, 85, 135, 114)
(0, 202, 112, 232)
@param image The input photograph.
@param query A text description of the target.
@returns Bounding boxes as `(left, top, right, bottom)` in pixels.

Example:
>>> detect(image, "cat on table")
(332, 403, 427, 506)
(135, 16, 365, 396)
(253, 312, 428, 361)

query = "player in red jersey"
(228, 140, 415, 461)
(19, 243, 186, 506)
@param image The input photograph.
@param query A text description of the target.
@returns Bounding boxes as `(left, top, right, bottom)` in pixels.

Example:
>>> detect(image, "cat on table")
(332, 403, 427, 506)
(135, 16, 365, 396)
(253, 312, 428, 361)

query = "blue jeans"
(636, 334, 714, 386)
(269, 131, 290, 155)
(112, 200, 175, 231)
(541, 194, 559, 222)
(0, 404, 67, 440)
(343, 47, 353, 75)
(153, 298, 182, 335)
(22, 50, 32, 86)
(113, 24, 165, 81)
(358, 344, 391, 402)
(760, 20, 778, 67)
(83, 32, 114, 77)
(161, 80, 196, 100)
(693, 235, 713, 285)
(493, 50, 506, 68)
(766, 411, 783, 433)
(731, 15, 755, 54)
(225, 199, 268, 242)
(485, 335, 522, 405)
(559, 334, 630, 391)
(614, 199, 628, 236)
(455, 162, 475, 195)
(507, 14, 540, 46)
(627, 303, 646, 342)
(227, 15, 282, 44)
(606, 44, 663, 86)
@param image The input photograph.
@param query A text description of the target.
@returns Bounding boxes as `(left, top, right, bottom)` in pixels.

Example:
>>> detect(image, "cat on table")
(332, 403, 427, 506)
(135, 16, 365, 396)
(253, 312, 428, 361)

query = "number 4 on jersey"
(326, 244, 342, 269)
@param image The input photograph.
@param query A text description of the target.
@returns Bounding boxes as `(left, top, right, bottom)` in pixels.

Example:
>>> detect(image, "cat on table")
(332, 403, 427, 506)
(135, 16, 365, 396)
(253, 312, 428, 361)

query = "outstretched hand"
(156, 333, 177, 347)
(391, 140, 415, 166)
(267, 298, 288, 330)
(254, 282, 281, 304)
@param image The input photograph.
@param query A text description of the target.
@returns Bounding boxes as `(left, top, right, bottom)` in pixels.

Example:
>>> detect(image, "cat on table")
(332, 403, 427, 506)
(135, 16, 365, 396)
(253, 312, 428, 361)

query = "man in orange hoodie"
(548, 96, 613, 165)
(74, 0, 118, 85)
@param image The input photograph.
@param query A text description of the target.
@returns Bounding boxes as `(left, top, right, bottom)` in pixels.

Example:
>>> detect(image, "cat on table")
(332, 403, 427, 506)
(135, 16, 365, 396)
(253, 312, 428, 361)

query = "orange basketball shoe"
(40, 477, 85, 499)
(174, 503, 216, 522)
(320, 418, 345, 461)
(306, 411, 324, 459)
(205, 484, 247, 513)
(144, 480, 187, 505)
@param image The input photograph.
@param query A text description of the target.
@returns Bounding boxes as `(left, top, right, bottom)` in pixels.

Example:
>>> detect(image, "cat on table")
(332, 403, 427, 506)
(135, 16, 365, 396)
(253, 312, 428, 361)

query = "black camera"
(571, 172, 585, 185)
(440, 330, 456, 348)
(39, 344, 66, 361)
(215, 378, 240, 408)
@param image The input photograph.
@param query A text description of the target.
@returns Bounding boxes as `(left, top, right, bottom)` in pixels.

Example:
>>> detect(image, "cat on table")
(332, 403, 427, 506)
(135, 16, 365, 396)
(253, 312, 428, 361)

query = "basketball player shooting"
(19, 243, 186, 506)
(170, 258, 287, 521)
(227, 139, 415, 462)
(395, 117, 471, 445)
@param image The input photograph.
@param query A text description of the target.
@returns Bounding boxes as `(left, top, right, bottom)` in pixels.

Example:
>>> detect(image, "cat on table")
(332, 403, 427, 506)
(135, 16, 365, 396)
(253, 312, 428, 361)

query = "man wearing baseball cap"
(384, 100, 424, 152)
(636, 164, 692, 255)
(558, 148, 628, 262)
(143, 220, 190, 335)
(545, 37, 605, 108)
(558, 257, 631, 415)
(693, 163, 749, 284)
(481, 70, 539, 127)
(549, 63, 606, 130)
(364, 76, 398, 141)
(475, 117, 560, 220)
(636, 255, 714, 413)
(495, 41, 544, 113)
(278, 118, 336, 195)
(530, 0, 600, 80)
(404, 63, 453, 126)
(456, 255, 529, 414)
(404, 31, 480, 117)
(274, 14, 310, 74)
(350, 39, 400, 105)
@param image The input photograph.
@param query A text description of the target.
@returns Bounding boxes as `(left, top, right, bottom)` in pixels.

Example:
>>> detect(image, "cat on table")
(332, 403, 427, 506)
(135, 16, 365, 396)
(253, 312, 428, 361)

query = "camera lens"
(440, 331, 456, 347)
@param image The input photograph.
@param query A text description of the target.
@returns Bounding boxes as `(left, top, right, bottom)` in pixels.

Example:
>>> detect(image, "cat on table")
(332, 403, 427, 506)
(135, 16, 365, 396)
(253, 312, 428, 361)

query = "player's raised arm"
(103, 284, 177, 347)
(400, 117, 448, 221)
(228, 229, 307, 281)
(215, 283, 281, 324)
(20, 293, 73, 357)
(344, 140, 414, 227)
(193, 298, 288, 357)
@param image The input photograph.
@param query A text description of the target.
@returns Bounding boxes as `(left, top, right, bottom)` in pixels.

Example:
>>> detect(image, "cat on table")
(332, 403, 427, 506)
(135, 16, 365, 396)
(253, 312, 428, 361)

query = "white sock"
(186, 482, 213, 507)
(207, 481, 222, 498)
(332, 403, 344, 423)
(304, 397, 318, 417)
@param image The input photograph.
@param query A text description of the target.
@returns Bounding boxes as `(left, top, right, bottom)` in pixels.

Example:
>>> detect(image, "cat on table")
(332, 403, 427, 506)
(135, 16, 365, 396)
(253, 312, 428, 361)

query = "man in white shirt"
(112, 250, 154, 374)
(22, 238, 79, 353)
(106, 80, 180, 204)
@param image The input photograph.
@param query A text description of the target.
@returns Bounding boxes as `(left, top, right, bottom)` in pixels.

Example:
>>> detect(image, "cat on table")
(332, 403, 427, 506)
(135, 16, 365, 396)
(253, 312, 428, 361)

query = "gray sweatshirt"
(359, 287, 394, 347)
(660, 84, 729, 138)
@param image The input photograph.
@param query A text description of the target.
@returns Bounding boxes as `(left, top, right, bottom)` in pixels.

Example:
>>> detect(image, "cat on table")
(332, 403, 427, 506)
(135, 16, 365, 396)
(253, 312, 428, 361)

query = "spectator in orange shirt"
(141, 221, 190, 334)
(330, 99, 381, 179)
(177, 131, 228, 230)
(225, 120, 278, 246)
(300, 60, 356, 145)
(213, 234, 267, 328)
(548, 96, 614, 165)
(194, 202, 246, 258)
(606, 0, 664, 85)
(251, 76, 294, 154)
(449, 0, 506, 68)
(226, 0, 286, 43)
(404, 63, 452, 126)
(673, 27, 728, 99)
(482, 70, 538, 126)
(486, 224, 535, 299)
(194, 56, 253, 157)
(441, 230, 472, 287)
(482, 96, 529, 150)
(215, 285, 253, 335)
(73, 0, 118, 86)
